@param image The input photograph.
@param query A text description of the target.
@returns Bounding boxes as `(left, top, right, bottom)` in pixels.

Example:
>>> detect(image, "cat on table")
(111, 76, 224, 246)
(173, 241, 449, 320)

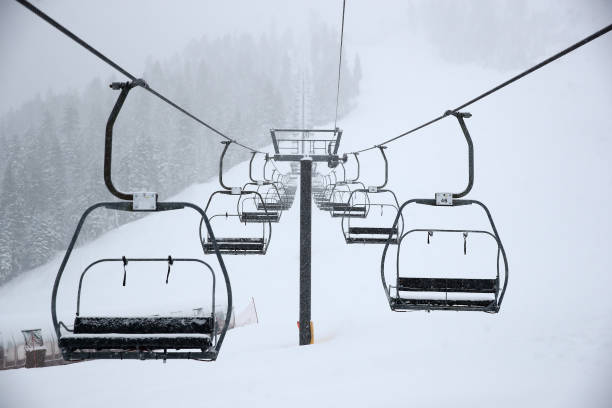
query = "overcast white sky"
(1, 0, 610, 115)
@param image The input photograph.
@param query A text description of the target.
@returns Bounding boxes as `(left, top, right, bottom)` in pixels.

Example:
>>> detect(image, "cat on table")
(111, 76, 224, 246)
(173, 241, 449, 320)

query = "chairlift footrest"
(62, 349, 217, 361)
(390, 297, 498, 312)
(59, 334, 212, 350)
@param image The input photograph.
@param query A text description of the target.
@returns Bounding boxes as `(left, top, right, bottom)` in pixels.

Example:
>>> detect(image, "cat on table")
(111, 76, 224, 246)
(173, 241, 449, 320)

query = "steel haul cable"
(351, 22, 612, 154)
(333, 0, 347, 130)
(15, 0, 263, 154)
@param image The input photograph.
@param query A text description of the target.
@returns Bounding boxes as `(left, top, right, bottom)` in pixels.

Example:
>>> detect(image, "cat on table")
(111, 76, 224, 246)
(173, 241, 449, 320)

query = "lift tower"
(270, 128, 343, 345)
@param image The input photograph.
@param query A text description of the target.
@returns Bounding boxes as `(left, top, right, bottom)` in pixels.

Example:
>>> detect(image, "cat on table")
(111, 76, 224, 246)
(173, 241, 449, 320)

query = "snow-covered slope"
(2, 29, 612, 408)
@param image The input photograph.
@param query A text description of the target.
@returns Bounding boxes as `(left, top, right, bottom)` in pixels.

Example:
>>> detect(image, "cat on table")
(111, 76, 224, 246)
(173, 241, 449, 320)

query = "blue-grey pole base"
(299, 157, 312, 345)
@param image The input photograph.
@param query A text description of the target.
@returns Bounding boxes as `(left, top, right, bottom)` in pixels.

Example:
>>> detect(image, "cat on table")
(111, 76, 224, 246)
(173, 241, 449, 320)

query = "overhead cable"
(333, 0, 347, 130)
(16, 0, 263, 153)
(351, 23, 612, 154)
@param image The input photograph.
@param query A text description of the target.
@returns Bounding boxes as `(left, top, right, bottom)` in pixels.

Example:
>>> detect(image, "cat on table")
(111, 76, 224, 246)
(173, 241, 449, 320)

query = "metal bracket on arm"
(104, 79, 147, 201)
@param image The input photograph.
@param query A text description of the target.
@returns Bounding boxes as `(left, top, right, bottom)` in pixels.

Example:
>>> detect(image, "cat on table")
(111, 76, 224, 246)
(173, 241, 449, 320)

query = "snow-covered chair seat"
(202, 237, 267, 254)
(59, 316, 213, 351)
(391, 277, 498, 311)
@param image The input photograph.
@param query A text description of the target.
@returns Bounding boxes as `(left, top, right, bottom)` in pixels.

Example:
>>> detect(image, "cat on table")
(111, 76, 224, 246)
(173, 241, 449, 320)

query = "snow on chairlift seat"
(391, 277, 499, 312)
(239, 211, 281, 223)
(256, 202, 286, 211)
(59, 316, 214, 351)
(331, 204, 367, 218)
(202, 237, 267, 254)
(346, 227, 398, 244)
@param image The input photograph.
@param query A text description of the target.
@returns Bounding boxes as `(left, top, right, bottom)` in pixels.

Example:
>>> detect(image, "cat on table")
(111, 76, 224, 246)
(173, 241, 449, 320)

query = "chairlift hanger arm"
(346, 153, 360, 182)
(105, 80, 146, 201)
(218, 141, 233, 191)
(263, 158, 271, 181)
(248, 152, 258, 183)
(372, 146, 389, 190)
(446, 111, 474, 199)
(338, 161, 347, 183)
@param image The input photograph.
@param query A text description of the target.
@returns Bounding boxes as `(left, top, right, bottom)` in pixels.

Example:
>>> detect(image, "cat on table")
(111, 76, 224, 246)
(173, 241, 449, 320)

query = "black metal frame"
(52, 81, 233, 361)
(75, 258, 216, 323)
(380, 199, 509, 312)
(270, 128, 343, 166)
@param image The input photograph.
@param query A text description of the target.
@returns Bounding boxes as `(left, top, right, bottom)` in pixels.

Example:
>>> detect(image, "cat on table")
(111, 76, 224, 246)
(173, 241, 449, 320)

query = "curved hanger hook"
(346, 153, 360, 183)
(218, 141, 232, 190)
(330, 170, 338, 185)
(263, 154, 273, 182)
(445, 110, 474, 198)
(248, 151, 258, 183)
(338, 161, 347, 183)
(372, 145, 389, 190)
(104, 79, 147, 201)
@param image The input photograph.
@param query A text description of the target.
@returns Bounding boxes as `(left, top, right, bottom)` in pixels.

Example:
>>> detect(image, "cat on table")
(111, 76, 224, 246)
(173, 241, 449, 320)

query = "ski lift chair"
(238, 154, 284, 222)
(201, 142, 272, 254)
(341, 148, 404, 243)
(254, 155, 294, 211)
(328, 158, 368, 218)
(380, 111, 509, 313)
(53, 80, 233, 361)
(314, 172, 337, 209)
(326, 183, 367, 217)
(265, 160, 294, 210)
(312, 174, 328, 203)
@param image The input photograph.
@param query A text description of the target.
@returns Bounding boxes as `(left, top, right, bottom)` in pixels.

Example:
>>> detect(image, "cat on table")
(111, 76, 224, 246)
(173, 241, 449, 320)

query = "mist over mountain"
(0, 19, 362, 284)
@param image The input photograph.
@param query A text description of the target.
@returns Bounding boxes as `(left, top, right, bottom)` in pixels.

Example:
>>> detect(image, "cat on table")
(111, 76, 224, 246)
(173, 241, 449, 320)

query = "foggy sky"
(1, 0, 611, 116)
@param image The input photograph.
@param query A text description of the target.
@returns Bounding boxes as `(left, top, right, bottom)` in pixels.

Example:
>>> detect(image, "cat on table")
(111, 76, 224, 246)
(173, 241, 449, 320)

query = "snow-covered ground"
(2, 29, 612, 408)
